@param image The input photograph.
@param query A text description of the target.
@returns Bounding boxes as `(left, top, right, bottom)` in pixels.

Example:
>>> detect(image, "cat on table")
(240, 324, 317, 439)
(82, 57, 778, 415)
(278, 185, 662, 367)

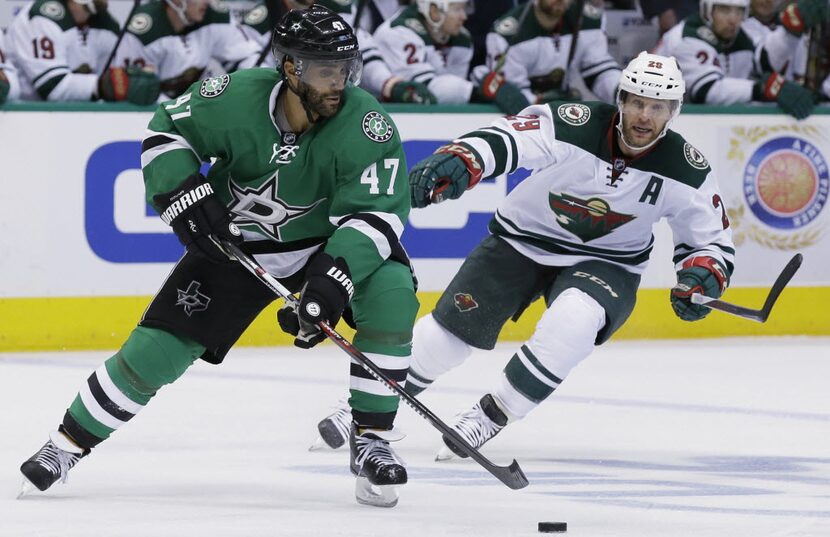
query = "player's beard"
(302, 83, 344, 120)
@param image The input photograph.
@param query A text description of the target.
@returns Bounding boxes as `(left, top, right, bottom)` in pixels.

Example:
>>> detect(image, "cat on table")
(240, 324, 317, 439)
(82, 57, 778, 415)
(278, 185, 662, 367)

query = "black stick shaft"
(102, 0, 142, 73)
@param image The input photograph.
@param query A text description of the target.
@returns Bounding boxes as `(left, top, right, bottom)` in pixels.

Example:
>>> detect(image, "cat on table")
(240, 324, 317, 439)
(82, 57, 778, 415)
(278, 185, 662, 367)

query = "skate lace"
(453, 404, 504, 448)
(354, 436, 404, 471)
(330, 403, 352, 439)
(34, 442, 80, 484)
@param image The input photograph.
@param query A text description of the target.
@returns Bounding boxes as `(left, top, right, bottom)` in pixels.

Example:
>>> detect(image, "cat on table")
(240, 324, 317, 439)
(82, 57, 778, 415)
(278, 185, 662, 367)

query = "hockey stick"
(101, 0, 142, 74)
(690, 253, 803, 323)
(218, 239, 530, 490)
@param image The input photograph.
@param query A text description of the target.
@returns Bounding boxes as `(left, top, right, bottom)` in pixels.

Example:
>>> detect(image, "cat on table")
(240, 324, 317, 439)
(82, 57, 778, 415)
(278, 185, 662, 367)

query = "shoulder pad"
(695, 25, 719, 47)
(494, 16, 519, 36)
(583, 4, 603, 20)
(243, 4, 268, 26)
(128, 12, 154, 35)
(33, 0, 69, 27)
(404, 17, 427, 36)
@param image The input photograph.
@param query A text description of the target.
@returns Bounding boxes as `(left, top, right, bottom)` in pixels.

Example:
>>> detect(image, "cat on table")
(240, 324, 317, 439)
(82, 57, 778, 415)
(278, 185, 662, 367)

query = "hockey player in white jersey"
(5, 0, 160, 102)
(316, 52, 737, 456)
(373, 0, 528, 112)
(0, 31, 21, 105)
(241, 0, 436, 103)
(479, 0, 622, 105)
(114, 0, 261, 98)
(654, 0, 821, 118)
(742, 0, 809, 80)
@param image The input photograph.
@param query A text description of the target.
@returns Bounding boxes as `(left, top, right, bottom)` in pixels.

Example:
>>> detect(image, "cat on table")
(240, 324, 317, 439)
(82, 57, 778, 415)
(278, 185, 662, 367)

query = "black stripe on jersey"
(491, 214, 654, 266)
(32, 65, 69, 86)
(242, 237, 327, 255)
(674, 242, 736, 257)
(87, 372, 135, 422)
(142, 134, 176, 153)
(363, 56, 383, 65)
(412, 69, 436, 83)
(521, 345, 563, 385)
(690, 72, 722, 103)
(337, 213, 410, 268)
(486, 126, 519, 174)
(36, 73, 67, 100)
(350, 363, 408, 383)
(583, 67, 620, 92)
(673, 244, 736, 273)
(460, 129, 513, 177)
(580, 59, 618, 77)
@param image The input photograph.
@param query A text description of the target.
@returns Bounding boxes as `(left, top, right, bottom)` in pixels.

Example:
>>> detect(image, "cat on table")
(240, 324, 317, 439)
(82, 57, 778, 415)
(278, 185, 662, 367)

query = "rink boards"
(1, 103, 828, 350)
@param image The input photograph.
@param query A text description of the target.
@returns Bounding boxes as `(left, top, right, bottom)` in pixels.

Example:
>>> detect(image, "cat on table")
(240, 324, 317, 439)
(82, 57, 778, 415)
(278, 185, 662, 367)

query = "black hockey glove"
(277, 253, 354, 349)
(670, 257, 728, 322)
(152, 173, 242, 263)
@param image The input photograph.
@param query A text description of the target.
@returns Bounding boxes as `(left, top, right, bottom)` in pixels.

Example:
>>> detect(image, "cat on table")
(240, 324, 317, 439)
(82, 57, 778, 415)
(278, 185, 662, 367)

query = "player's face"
(619, 95, 674, 149)
(184, 0, 209, 23)
(711, 5, 745, 42)
(440, 3, 468, 35)
(299, 60, 354, 118)
(538, 0, 572, 19)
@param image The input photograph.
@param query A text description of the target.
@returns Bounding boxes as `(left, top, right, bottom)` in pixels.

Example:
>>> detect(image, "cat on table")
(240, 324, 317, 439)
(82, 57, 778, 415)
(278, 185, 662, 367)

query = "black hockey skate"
(437, 393, 508, 461)
(19, 431, 88, 497)
(349, 422, 407, 508)
(309, 398, 351, 451)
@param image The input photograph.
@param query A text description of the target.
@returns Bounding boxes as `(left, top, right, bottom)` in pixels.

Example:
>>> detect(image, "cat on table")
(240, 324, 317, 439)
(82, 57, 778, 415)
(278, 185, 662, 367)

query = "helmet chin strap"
(614, 105, 678, 153)
(286, 76, 320, 125)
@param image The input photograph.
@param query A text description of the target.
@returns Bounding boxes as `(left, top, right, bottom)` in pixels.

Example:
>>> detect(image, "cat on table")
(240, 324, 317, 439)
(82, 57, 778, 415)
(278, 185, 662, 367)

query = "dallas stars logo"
(549, 192, 635, 242)
(176, 281, 210, 316)
(228, 172, 323, 240)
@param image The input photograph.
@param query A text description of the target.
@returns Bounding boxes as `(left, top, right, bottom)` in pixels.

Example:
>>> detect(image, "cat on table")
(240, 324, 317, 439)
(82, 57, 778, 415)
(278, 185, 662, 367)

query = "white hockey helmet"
(700, 0, 749, 23)
(616, 51, 686, 151)
(416, 0, 468, 32)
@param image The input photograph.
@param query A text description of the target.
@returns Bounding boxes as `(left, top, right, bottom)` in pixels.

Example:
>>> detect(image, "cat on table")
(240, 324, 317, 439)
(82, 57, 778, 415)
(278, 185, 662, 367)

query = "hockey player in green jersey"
(316, 52, 736, 459)
(19, 4, 417, 508)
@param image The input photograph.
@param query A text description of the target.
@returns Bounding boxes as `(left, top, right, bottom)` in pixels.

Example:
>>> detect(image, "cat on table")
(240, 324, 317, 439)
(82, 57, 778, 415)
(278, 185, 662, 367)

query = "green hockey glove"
(0, 70, 9, 106)
(98, 67, 161, 105)
(780, 0, 829, 35)
(670, 257, 729, 321)
(476, 71, 529, 115)
(389, 80, 437, 104)
(755, 73, 815, 120)
(409, 143, 484, 208)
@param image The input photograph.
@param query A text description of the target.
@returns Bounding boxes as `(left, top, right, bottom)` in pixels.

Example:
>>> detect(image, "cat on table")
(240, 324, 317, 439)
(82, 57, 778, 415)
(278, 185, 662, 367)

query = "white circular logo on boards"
(684, 143, 709, 169)
(557, 103, 591, 126)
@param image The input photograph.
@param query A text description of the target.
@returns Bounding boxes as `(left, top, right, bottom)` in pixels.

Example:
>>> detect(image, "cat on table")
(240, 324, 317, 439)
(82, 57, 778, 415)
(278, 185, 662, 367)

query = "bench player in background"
(0, 30, 21, 105)
(655, 0, 825, 119)
(114, 0, 261, 99)
(373, 0, 528, 113)
(5, 0, 159, 103)
(19, 5, 417, 509)
(316, 52, 736, 459)
(241, 0, 436, 103)
(476, 0, 622, 106)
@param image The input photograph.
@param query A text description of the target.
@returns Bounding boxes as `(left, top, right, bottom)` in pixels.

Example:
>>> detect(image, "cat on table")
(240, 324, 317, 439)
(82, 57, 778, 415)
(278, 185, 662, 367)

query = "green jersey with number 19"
(141, 68, 409, 284)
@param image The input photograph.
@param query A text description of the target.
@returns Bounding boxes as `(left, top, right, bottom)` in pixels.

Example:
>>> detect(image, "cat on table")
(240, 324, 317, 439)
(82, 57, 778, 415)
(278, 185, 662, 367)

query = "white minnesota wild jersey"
(1, 31, 21, 101)
(741, 16, 806, 79)
(655, 13, 762, 104)
(485, 3, 620, 104)
(455, 102, 735, 275)
(115, 0, 259, 98)
(6, 0, 118, 100)
(373, 4, 473, 103)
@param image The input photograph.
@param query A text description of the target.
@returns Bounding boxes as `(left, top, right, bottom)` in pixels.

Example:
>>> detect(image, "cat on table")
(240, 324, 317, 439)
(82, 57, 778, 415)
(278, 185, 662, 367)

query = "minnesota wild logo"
(549, 193, 635, 242)
(453, 293, 479, 312)
(362, 111, 394, 143)
(228, 173, 323, 240)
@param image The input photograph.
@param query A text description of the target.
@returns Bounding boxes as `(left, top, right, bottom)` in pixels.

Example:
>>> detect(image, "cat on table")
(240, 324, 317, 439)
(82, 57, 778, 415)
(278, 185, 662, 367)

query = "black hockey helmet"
(272, 5, 360, 64)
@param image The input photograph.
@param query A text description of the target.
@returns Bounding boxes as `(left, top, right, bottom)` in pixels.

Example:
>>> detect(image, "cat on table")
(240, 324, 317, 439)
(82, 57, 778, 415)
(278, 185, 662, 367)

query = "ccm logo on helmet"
(336, 44, 355, 51)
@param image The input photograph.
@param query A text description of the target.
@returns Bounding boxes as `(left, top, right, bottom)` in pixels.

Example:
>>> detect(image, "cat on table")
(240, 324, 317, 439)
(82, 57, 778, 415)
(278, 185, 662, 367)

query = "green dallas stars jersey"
(455, 101, 735, 276)
(141, 68, 409, 284)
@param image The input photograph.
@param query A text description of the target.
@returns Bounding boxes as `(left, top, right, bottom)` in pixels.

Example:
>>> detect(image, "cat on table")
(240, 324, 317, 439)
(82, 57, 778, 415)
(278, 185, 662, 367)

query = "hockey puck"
(538, 521, 567, 533)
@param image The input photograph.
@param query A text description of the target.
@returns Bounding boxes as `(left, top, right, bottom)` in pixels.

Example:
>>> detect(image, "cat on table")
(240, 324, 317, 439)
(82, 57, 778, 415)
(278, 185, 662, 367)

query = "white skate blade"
(17, 478, 37, 499)
(354, 477, 399, 508)
(308, 436, 330, 452)
(435, 445, 457, 462)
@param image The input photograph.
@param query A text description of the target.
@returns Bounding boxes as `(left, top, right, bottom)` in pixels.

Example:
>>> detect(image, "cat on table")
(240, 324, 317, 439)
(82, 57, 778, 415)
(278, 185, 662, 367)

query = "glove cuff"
(479, 71, 505, 101)
(779, 4, 805, 34)
(681, 256, 729, 293)
(381, 76, 404, 101)
(99, 68, 129, 102)
(760, 72, 785, 101)
(153, 174, 215, 226)
(435, 143, 484, 189)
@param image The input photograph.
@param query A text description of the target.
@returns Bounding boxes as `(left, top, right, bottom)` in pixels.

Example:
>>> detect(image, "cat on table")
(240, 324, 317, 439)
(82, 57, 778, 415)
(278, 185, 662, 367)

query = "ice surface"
(2, 337, 828, 536)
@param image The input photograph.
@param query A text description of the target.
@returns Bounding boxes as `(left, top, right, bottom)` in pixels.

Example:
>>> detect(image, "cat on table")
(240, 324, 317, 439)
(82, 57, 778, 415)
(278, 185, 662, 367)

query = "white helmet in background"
(416, 0, 467, 32)
(616, 51, 686, 151)
(699, 0, 749, 24)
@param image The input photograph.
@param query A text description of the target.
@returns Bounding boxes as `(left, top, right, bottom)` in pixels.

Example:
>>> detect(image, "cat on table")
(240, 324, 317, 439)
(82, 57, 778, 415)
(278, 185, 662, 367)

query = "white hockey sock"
(407, 314, 472, 392)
